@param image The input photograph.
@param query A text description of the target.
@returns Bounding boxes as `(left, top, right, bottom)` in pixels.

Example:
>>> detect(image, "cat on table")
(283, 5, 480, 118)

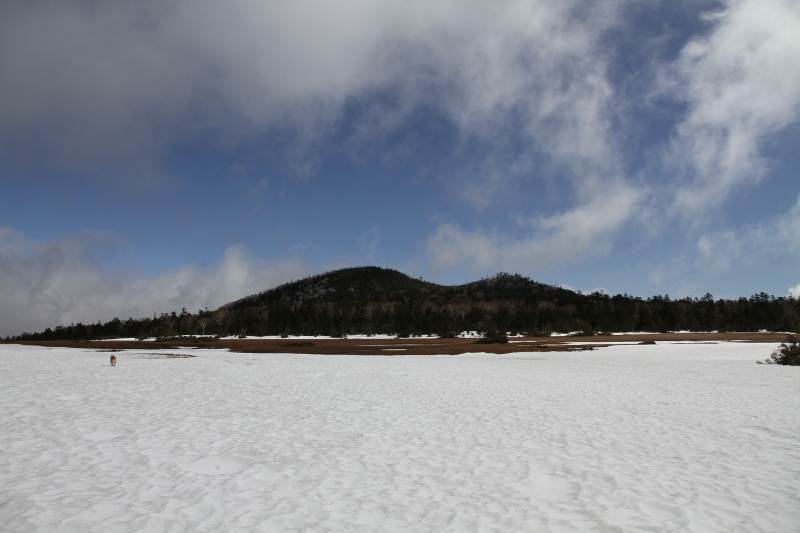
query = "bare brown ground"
(10, 331, 788, 356)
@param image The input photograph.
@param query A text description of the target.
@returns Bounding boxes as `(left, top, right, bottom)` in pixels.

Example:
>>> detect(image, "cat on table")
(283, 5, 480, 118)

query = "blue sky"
(1, 0, 799, 335)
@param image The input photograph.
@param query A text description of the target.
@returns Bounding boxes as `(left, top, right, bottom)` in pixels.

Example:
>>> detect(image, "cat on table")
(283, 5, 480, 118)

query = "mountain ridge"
(226, 266, 556, 309)
(9, 266, 800, 340)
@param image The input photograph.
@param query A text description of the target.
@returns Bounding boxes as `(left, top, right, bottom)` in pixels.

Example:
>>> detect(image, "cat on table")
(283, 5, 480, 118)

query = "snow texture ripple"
(1, 342, 798, 532)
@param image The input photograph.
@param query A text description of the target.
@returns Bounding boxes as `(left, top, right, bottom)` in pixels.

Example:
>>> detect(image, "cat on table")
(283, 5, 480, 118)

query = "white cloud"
(426, 184, 642, 273)
(0, 228, 305, 336)
(0, 0, 624, 195)
(696, 231, 741, 271)
(768, 196, 800, 255)
(696, 194, 800, 271)
(665, 0, 800, 213)
(789, 283, 800, 298)
(2, 0, 798, 294)
(426, 224, 500, 272)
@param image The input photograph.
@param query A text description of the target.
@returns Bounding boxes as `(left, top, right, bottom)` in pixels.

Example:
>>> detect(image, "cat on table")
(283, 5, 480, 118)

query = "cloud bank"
(0, 228, 305, 337)
(0, 1, 626, 185)
(4, 0, 795, 202)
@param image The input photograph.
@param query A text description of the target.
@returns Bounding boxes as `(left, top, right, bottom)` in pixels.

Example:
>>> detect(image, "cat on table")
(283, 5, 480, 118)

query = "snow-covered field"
(1, 342, 798, 533)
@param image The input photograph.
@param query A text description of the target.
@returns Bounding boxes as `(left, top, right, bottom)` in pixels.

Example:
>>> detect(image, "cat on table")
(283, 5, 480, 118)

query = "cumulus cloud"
(789, 284, 800, 298)
(426, 184, 642, 273)
(0, 228, 305, 336)
(665, 0, 800, 213)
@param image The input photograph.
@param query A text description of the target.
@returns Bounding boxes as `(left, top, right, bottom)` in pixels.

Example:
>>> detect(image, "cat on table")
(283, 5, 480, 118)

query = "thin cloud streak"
(696, 194, 800, 270)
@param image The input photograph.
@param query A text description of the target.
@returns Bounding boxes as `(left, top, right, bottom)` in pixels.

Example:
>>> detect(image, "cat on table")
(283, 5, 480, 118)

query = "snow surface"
(1, 342, 799, 532)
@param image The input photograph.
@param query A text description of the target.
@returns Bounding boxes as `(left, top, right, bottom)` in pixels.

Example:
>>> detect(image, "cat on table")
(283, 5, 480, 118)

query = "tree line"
(8, 269, 800, 341)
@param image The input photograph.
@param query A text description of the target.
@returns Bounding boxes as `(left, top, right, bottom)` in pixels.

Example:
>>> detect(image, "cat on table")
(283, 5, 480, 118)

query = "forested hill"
(227, 266, 554, 309)
(9, 267, 800, 340)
